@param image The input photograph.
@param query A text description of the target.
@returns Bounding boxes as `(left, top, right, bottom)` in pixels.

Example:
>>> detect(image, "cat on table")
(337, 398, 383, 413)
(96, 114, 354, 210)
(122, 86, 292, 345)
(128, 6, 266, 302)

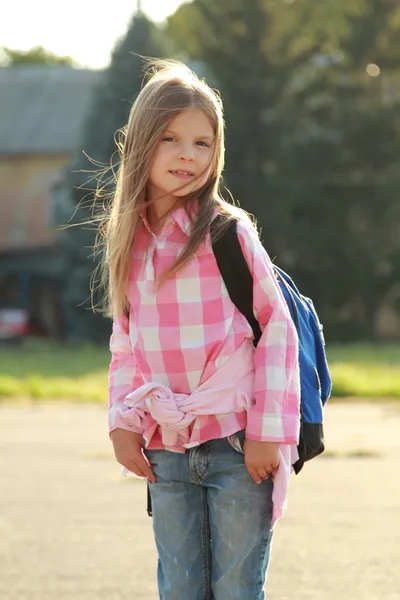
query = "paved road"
(1, 402, 399, 600)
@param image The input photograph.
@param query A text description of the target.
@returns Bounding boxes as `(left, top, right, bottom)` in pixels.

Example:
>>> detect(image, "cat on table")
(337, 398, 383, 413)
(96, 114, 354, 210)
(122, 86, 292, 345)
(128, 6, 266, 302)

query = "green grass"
(328, 343, 400, 399)
(0, 339, 399, 403)
(0, 340, 109, 402)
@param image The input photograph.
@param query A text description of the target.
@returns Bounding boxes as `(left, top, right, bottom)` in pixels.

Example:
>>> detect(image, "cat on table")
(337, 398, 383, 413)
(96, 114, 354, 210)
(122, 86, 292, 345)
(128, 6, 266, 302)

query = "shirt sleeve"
(108, 312, 145, 435)
(236, 219, 301, 444)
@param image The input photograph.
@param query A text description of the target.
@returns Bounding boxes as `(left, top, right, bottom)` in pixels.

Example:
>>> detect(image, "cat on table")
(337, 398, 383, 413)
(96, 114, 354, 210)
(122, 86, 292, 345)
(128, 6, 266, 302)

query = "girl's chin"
(171, 184, 198, 197)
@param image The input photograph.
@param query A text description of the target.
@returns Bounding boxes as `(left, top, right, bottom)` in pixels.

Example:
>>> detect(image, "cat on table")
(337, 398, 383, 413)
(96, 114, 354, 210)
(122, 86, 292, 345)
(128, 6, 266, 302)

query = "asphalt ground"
(1, 401, 399, 599)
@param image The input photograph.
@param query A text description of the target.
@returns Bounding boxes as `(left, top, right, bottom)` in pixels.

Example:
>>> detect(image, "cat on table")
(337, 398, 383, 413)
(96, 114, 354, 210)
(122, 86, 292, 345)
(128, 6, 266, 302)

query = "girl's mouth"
(169, 170, 195, 179)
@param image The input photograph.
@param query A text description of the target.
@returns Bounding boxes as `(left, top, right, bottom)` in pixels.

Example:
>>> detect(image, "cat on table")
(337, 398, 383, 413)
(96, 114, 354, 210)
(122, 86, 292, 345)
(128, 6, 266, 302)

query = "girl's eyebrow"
(164, 129, 215, 142)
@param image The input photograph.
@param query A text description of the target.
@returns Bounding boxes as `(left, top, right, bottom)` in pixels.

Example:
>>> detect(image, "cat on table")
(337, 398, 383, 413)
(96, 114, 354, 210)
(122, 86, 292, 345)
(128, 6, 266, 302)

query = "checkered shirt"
(108, 208, 300, 449)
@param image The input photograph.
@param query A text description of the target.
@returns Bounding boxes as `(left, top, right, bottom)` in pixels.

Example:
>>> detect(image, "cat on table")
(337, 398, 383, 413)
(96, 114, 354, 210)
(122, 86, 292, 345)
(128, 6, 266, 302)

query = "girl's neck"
(146, 195, 180, 233)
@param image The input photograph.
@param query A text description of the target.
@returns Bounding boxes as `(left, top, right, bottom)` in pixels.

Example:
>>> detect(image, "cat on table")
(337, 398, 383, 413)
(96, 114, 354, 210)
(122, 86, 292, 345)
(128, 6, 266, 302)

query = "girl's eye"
(196, 141, 210, 148)
(162, 137, 175, 142)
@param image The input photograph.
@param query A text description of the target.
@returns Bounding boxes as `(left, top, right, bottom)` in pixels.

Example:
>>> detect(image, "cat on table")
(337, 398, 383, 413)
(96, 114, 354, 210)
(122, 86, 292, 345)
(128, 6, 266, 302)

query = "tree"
(167, 0, 354, 214)
(275, 0, 400, 339)
(54, 13, 167, 340)
(0, 45, 76, 67)
(167, 0, 400, 340)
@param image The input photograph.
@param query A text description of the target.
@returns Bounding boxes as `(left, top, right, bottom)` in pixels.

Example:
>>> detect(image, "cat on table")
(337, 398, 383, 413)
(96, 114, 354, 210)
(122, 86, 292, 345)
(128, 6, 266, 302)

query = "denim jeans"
(144, 431, 274, 600)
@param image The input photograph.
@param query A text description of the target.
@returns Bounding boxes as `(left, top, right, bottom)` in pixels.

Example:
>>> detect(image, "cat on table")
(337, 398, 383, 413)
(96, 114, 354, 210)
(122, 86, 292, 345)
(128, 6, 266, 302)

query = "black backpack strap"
(210, 215, 262, 347)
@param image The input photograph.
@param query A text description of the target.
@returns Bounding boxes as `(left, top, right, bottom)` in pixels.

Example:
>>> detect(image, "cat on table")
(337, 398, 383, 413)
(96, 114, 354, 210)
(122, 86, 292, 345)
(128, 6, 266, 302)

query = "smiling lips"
(169, 170, 195, 179)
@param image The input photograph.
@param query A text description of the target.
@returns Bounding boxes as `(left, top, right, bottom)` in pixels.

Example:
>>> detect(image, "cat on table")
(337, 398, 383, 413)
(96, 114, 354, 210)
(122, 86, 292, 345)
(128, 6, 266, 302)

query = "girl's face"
(147, 108, 215, 205)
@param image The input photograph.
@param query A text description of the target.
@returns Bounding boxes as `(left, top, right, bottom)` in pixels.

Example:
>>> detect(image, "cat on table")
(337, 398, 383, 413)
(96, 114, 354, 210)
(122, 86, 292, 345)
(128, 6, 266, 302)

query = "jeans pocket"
(227, 430, 245, 455)
(142, 448, 162, 468)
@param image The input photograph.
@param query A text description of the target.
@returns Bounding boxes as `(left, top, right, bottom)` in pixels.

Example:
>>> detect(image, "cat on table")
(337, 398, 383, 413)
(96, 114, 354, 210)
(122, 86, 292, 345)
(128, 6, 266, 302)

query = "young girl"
(103, 59, 300, 599)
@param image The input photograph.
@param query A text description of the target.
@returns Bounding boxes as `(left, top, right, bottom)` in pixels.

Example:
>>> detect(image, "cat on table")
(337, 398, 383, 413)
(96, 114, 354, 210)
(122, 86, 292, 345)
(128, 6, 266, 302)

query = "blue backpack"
(210, 216, 332, 473)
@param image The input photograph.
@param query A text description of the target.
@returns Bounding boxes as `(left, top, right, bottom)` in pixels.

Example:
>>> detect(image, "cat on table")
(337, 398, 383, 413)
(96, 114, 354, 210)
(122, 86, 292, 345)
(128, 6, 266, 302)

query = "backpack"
(210, 215, 332, 474)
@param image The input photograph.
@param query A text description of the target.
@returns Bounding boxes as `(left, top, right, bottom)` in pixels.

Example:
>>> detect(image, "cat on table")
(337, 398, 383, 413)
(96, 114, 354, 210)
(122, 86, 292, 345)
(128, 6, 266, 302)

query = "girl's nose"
(178, 143, 194, 161)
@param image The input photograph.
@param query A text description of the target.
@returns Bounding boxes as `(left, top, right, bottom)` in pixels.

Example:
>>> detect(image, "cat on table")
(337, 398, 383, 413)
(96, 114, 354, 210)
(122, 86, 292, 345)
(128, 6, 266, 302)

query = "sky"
(1, 1, 188, 69)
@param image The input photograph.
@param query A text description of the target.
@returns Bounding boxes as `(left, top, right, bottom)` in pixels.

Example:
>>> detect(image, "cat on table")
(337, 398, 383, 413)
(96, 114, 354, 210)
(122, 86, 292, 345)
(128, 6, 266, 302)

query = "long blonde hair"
(97, 59, 246, 318)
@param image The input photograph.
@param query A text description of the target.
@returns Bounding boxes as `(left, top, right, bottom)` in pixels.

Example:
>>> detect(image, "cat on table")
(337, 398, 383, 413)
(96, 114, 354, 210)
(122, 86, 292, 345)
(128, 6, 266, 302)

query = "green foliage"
(273, 1, 400, 340)
(0, 45, 76, 67)
(167, 0, 400, 341)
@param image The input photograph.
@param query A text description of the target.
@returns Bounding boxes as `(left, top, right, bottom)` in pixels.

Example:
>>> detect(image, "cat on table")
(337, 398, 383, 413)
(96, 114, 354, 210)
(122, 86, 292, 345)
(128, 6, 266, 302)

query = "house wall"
(0, 154, 68, 250)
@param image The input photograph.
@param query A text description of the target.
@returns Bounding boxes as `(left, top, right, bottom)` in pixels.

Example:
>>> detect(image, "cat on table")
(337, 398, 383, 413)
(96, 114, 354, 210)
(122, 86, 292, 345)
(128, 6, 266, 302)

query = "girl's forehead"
(166, 108, 214, 133)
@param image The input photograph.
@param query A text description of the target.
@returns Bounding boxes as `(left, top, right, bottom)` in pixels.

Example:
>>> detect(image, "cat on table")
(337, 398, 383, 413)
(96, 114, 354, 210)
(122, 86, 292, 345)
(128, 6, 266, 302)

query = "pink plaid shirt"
(108, 207, 301, 452)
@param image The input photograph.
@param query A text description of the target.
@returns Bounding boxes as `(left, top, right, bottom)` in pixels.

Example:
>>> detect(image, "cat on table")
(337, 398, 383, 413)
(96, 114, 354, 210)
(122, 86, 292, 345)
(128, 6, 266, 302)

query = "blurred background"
(1, 0, 399, 401)
(1, 2, 400, 599)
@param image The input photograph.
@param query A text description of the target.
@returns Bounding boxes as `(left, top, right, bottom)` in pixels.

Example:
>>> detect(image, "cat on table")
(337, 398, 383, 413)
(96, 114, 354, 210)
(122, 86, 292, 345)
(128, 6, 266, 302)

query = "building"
(0, 65, 102, 337)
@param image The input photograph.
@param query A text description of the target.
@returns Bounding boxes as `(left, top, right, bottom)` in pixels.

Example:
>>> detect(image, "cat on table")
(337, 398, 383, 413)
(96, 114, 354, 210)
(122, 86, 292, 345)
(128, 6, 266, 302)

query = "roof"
(0, 66, 103, 154)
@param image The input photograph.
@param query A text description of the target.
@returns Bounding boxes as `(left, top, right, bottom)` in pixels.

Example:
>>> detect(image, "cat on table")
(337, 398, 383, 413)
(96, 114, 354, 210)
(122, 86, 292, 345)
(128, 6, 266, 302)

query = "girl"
(103, 59, 300, 599)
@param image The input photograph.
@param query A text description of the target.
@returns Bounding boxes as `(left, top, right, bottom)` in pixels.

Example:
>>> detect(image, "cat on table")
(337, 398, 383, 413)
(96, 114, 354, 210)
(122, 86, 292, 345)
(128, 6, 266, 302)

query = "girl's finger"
(123, 461, 146, 478)
(256, 468, 270, 480)
(135, 453, 157, 483)
(246, 465, 262, 484)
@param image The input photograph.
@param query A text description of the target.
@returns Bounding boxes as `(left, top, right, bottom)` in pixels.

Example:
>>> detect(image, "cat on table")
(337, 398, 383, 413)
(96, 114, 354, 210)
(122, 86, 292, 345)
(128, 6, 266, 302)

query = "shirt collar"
(171, 205, 193, 236)
(140, 203, 194, 237)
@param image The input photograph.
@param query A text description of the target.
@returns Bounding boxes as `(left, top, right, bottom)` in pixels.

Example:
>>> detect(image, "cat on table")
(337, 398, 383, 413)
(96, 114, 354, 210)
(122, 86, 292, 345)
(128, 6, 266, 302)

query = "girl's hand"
(243, 439, 280, 484)
(110, 428, 156, 483)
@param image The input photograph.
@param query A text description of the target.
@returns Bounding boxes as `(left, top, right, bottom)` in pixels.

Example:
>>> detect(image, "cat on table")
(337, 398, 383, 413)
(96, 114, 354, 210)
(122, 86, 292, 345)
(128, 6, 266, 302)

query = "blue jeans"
(144, 431, 274, 600)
